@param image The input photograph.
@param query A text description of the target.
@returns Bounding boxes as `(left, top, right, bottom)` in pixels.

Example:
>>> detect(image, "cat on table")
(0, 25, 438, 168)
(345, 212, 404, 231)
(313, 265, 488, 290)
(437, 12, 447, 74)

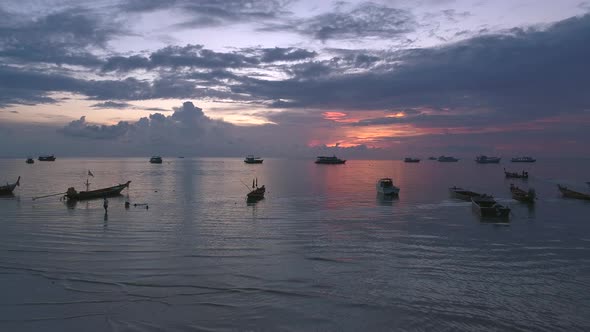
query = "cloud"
(261, 2, 416, 41)
(60, 101, 236, 147)
(90, 101, 133, 109)
(59, 116, 131, 139)
(0, 8, 121, 67)
(235, 13, 590, 126)
(122, 0, 291, 28)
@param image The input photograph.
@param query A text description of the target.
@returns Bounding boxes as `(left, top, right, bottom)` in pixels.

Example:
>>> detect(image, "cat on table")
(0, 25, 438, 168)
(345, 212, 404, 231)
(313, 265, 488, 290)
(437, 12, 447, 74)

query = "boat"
(244, 155, 263, 164)
(404, 158, 420, 163)
(38, 155, 56, 161)
(26, 158, 34, 164)
(511, 156, 536, 163)
(65, 181, 131, 201)
(471, 196, 511, 218)
(247, 178, 265, 201)
(315, 155, 346, 164)
(449, 186, 484, 201)
(438, 156, 459, 162)
(510, 184, 536, 203)
(428, 157, 437, 160)
(0, 176, 20, 195)
(376, 178, 400, 196)
(504, 168, 528, 179)
(557, 185, 590, 200)
(475, 155, 501, 164)
(149, 156, 163, 164)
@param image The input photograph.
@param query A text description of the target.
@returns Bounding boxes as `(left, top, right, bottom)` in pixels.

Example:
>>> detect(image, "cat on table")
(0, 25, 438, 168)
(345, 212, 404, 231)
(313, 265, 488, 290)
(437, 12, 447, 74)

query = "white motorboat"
(376, 178, 400, 196)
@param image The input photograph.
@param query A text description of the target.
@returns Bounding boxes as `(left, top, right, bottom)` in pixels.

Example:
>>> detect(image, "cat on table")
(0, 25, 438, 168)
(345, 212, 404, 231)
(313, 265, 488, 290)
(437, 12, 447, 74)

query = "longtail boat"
(246, 178, 265, 202)
(449, 186, 486, 201)
(557, 185, 590, 201)
(472, 196, 510, 219)
(510, 184, 536, 203)
(0, 176, 20, 195)
(65, 181, 131, 200)
(504, 168, 528, 179)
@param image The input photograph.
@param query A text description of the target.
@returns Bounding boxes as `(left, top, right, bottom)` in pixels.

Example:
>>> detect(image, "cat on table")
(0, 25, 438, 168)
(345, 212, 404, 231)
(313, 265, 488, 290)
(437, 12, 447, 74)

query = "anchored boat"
(38, 155, 56, 161)
(475, 155, 501, 164)
(511, 156, 536, 163)
(557, 185, 590, 201)
(376, 178, 400, 196)
(0, 176, 20, 195)
(449, 186, 484, 201)
(65, 181, 131, 200)
(315, 155, 346, 164)
(149, 156, 163, 164)
(247, 178, 265, 202)
(244, 155, 263, 164)
(404, 158, 421, 163)
(472, 196, 510, 219)
(510, 184, 536, 203)
(504, 168, 528, 179)
(438, 156, 459, 162)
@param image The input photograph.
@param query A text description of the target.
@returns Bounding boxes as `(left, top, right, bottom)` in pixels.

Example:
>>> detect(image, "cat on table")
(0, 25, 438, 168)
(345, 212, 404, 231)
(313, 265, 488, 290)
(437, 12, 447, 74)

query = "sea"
(0, 157, 589, 331)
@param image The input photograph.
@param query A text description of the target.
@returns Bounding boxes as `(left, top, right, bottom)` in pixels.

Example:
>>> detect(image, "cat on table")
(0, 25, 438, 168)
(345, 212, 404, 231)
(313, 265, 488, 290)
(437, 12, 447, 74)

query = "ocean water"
(0, 157, 589, 331)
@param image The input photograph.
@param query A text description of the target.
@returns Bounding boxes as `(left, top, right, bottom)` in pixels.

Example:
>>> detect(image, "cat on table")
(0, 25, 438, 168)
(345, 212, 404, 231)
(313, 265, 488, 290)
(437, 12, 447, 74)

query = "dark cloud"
(261, 2, 416, 41)
(257, 47, 317, 62)
(122, 0, 291, 27)
(102, 44, 260, 72)
(90, 101, 133, 109)
(0, 8, 120, 67)
(236, 13, 590, 126)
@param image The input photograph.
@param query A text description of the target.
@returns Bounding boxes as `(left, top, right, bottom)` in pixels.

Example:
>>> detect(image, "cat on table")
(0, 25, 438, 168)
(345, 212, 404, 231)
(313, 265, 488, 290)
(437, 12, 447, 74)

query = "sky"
(0, 0, 589, 158)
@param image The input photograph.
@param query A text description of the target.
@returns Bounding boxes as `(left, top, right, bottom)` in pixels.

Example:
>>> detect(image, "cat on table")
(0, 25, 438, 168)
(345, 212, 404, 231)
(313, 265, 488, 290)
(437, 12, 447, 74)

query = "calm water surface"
(1, 158, 589, 331)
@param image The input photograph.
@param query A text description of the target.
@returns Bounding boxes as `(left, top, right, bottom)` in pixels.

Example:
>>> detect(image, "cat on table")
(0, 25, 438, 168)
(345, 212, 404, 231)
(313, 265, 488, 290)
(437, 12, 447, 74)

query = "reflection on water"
(1, 157, 590, 331)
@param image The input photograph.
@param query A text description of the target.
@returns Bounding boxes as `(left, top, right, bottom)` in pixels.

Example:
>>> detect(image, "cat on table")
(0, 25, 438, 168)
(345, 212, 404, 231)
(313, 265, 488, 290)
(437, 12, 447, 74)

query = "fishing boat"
(38, 155, 56, 161)
(471, 196, 511, 218)
(438, 156, 459, 162)
(65, 181, 131, 201)
(504, 168, 528, 179)
(315, 155, 346, 164)
(26, 158, 34, 164)
(149, 156, 163, 164)
(376, 178, 400, 196)
(475, 155, 501, 164)
(247, 178, 265, 201)
(449, 186, 484, 201)
(404, 157, 420, 163)
(0, 176, 20, 195)
(244, 155, 263, 164)
(510, 184, 536, 203)
(557, 185, 590, 201)
(511, 156, 536, 163)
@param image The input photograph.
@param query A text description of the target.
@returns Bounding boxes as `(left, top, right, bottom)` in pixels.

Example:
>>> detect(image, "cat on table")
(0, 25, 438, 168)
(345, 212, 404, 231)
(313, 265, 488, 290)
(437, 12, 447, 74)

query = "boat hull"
(404, 158, 420, 163)
(66, 181, 131, 201)
(376, 179, 400, 196)
(38, 156, 56, 161)
(471, 197, 510, 219)
(0, 177, 20, 195)
(315, 160, 346, 164)
(449, 187, 482, 201)
(244, 160, 263, 164)
(558, 185, 590, 200)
